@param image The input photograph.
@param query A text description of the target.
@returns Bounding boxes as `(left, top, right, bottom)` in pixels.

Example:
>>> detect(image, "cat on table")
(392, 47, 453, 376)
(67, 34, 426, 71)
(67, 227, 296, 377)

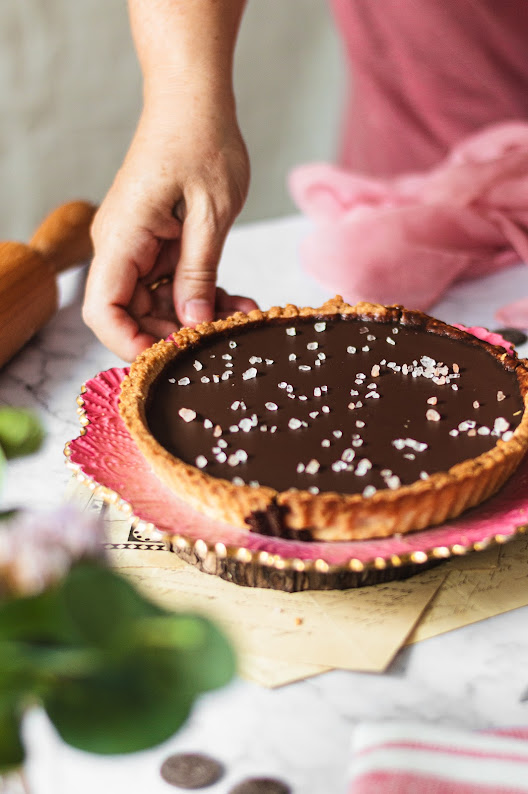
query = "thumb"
(173, 202, 229, 327)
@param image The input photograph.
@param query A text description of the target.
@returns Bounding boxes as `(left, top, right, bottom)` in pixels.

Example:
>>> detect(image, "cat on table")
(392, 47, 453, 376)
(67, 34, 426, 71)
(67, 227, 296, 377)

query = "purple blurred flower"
(0, 505, 104, 597)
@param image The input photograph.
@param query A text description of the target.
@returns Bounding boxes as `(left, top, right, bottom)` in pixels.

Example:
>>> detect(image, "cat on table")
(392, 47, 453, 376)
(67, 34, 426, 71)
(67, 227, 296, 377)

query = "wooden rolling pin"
(0, 200, 97, 368)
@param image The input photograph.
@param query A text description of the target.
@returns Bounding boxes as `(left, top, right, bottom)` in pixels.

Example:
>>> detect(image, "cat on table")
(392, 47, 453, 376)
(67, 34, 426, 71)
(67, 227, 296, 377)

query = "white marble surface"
(3, 216, 528, 793)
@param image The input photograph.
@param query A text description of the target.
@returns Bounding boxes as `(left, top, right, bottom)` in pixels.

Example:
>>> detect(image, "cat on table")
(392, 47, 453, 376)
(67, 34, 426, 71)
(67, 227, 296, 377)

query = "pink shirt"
(330, 0, 528, 176)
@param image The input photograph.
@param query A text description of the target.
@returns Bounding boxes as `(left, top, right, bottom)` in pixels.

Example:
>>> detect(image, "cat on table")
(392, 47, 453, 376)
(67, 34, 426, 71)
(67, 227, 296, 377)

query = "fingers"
(83, 217, 165, 360)
(173, 193, 233, 326)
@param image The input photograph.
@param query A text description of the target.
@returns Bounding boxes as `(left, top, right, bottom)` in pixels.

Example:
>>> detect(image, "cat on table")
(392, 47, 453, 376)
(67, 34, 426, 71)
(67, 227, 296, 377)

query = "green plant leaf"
(44, 654, 194, 754)
(0, 699, 24, 773)
(135, 614, 236, 693)
(60, 562, 163, 649)
(0, 586, 81, 647)
(0, 408, 44, 460)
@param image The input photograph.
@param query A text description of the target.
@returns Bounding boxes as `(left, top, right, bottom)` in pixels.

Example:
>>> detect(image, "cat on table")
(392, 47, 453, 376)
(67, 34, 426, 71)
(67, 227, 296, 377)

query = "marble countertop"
(3, 216, 528, 793)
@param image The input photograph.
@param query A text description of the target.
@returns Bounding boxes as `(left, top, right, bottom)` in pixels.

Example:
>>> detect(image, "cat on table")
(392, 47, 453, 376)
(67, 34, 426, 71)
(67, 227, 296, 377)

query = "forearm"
(129, 0, 246, 107)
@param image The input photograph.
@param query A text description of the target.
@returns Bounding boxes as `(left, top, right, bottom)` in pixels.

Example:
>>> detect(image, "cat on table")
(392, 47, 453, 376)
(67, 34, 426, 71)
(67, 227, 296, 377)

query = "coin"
(160, 752, 224, 789)
(228, 778, 292, 794)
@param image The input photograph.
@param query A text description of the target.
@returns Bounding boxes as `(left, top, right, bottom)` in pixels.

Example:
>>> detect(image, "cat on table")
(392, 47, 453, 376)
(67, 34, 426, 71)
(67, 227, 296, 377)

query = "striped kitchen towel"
(348, 722, 528, 793)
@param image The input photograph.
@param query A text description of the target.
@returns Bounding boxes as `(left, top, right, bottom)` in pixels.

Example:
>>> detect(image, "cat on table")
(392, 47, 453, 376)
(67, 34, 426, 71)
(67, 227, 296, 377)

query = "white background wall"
(0, 1, 344, 242)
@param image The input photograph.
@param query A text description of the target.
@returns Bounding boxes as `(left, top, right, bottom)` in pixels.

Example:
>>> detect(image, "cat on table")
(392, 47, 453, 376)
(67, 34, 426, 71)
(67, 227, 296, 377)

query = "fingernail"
(184, 299, 213, 324)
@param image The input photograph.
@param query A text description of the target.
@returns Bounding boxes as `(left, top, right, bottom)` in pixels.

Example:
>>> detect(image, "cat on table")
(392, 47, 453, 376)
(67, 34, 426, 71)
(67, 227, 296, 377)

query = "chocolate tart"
(119, 298, 528, 543)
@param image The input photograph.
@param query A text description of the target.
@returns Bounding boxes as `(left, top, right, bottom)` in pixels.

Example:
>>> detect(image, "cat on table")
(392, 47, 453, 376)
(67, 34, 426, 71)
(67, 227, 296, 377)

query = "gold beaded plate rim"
(64, 385, 528, 577)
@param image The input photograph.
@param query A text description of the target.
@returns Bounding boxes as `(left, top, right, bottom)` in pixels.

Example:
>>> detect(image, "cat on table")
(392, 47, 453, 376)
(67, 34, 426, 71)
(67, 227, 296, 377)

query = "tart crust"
(119, 297, 528, 542)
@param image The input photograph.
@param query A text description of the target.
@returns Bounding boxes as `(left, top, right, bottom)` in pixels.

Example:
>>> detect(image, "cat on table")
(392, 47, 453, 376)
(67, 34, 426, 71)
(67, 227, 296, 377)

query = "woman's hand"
(83, 96, 257, 361)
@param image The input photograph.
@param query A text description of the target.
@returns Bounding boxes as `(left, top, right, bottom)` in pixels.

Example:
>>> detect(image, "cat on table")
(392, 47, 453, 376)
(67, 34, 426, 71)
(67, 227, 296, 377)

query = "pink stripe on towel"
(348, 722, 528, 793)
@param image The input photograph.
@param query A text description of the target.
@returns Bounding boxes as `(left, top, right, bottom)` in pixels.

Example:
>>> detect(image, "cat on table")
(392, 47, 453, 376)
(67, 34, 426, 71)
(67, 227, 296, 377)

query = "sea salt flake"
(494, 417, 510, 434)
(231, 401, 240, 411)
(229, 425, 239, 433)
(218, 439, 227, 448)
(236, 449, 248, 463)
(227, 454, 239, 467)
(386, 337, 396, 345)
(286, 327, 296, 336)
(288, 418, 302, 430)
(386, 475, 401, 490)
(367, 334, 376, 342)
(497, 391, 506, 402)
(332, 461, 346, 472)
(420, 471, 430, 480)
(341, 448, 355, 463)
(168, 378, 175, 384)
(178, 408, 196, 423)
(371, 365, 380, 377)
(426, 408, 441, 422)
(452, 363, 460, 373)
(473, 401, 480, 409)
(289, 354, 297, 361)
(242, 367, 257, 380)
(308, 487, 320, 494)
(305, 459, 320, 474)
(318, 352, 326, 360)
(314, 387, 322, 397)
(404, 453, 416, 460)
(229, 341, 237, 349)
(232, 476, 244, 485)
(321, 439, 331, 447)
(213, 425, 222, 437)
(333, 430, 343, 438)
(362, 346, 370, 352)
(195, 455, 207, 469)
(392, 439, 406, 450)
(365, 391, 380, 399)
(298, 365, 311, 372)
(296, 463, 305, 474)
(427, 396, 437, 405)
(347, 346, 357, 354)
(449, 429, 459, 437)
(203, 419, 213, 429)
(502, 430, 514, 441)
(265, 359, 274, 365)
(249, 356, 263, 365)
(222, 354, 232, 360)
(201, 376, 210, 383)
(363, 485, 377, 498)
(314, 322, 326, 332)
(216, 451, 227, 463)
(307, 342, 319, 350)
(477, 426, 490, 436)
(193, 360, 203, 371)
(212, 375, 220, 383)
(239, 418, 253, 433)
(356, 420, 366, 428)
(309, 411, 319, 419)
(177, 377, 190, 386)
(265, 402, 278, 411)
(221, 371, 232, 380)
(355, 458, 372, 476)
(299, 395, 308, 401)
(321, 405, 330, 413)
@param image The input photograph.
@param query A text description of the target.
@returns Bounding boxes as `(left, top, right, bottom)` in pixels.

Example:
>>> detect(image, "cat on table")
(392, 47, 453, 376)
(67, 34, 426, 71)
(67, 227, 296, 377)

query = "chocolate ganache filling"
(147, 316, 523, 497)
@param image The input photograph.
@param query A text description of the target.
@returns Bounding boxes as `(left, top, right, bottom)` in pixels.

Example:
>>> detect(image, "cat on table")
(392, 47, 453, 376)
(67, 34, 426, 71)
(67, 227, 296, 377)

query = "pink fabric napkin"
(289, 122, 528, 328)
(348, 722, 528, 793)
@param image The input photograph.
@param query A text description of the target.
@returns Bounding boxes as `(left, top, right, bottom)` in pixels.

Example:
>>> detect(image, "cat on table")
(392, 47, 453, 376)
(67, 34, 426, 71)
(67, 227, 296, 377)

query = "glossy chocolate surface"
(147, 316, 523, 496)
